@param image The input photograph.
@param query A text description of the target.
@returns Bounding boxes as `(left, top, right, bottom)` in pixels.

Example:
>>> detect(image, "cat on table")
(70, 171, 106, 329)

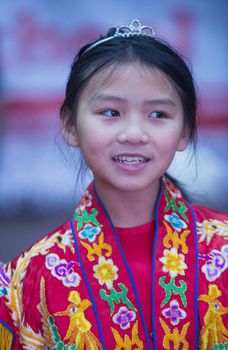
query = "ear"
(61, 107, 79, 147)
(177, 127, 190, 151)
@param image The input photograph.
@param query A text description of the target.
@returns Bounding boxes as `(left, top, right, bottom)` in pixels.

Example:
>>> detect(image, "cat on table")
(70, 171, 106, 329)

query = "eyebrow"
(89, 94, 176, 108)
(89, 94, 126, 105)
(144, 98, 176, 108)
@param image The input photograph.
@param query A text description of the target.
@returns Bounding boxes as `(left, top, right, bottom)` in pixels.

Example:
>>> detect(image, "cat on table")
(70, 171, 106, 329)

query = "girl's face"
(65, 63, 189, 197)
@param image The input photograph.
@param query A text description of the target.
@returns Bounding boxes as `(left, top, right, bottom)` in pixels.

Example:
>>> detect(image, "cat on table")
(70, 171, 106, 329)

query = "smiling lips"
(113, 155, 150, 164)
(113, 155, 150, 171)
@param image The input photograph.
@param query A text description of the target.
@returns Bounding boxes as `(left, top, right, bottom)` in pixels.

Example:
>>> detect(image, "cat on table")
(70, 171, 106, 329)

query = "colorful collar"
(71, 176, 198, 349)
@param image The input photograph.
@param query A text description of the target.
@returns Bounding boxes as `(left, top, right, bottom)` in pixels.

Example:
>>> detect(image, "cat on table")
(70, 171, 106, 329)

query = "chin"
(112, 180, 158, 193)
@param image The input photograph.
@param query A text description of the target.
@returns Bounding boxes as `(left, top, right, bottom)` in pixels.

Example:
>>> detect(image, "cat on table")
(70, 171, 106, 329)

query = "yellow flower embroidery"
(93, 256, 118, 289)
(160, 248, 187, 278)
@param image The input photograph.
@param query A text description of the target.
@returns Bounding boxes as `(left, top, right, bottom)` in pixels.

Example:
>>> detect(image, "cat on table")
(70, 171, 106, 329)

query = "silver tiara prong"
(115, 19, 155, 37)
(83, 19, 156, 55)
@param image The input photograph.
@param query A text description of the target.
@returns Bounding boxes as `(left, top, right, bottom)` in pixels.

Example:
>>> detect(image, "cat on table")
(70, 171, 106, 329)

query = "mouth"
(113, 155, 150, 164)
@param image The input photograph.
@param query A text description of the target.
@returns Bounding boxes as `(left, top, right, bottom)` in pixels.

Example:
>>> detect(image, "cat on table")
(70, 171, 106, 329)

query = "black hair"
(61, 26, 197, 146)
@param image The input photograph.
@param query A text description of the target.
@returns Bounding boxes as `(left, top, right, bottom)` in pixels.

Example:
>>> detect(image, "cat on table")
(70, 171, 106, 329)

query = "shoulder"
(2, 219, 76, 288)
(192, 204, 227, 300)
(0, 219, 81, 346)
(191, 204, 227, 249)
(0, 220, 75, 314)
(192, 204, 227, 247)
(193, 204, 228, 222)
(191, 206, 228, 346)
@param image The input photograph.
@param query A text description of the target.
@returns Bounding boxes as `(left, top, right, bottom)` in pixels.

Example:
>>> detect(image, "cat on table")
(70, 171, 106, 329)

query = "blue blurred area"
(0, 0, 227, 261)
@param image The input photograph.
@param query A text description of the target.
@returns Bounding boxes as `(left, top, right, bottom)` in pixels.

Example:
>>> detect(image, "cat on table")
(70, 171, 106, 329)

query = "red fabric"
(116, 221, 155, 337)
(0, 178, 227, 349)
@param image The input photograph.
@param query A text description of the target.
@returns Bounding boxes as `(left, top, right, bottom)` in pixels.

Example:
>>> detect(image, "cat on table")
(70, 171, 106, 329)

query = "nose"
(117, 117, 149, 144)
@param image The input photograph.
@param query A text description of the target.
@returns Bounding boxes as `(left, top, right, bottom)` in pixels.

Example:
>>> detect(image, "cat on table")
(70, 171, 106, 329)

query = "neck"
(94, 180, 160, 228)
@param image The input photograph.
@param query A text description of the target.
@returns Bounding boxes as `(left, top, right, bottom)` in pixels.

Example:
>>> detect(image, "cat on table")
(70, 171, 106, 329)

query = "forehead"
(80, 62, 180, 103)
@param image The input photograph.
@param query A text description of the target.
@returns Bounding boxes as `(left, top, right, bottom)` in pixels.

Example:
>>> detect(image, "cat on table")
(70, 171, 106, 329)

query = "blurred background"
(0, 0, 227, 261)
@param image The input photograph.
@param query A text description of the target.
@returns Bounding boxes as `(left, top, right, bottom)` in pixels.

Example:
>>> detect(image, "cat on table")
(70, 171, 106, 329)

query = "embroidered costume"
(0, 176, 227, 349)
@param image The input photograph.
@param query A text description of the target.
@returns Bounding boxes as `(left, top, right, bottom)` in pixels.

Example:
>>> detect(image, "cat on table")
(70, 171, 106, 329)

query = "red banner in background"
(2, 92, 227, 134)
(0, 2, 227, 213)
(1, 5, 227, 134)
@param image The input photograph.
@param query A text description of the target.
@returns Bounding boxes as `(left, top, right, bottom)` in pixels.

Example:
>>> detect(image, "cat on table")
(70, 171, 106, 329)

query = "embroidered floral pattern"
(160, 247, 187, 278)
(76, 190, 92, 211)
(197, 219, 228, 245)
(46, 253, 81, 287)
(165, 213, 187, 232)
(111, 321, 143, 349)
(0, 287, 7, 297)
(159, 177, 192, 348)
(56, 229, 75, 253)
(199, 244, 228, 282)
(0, 263, 10, 287)
(163, 221, 190, 254)
(0, 264, 9, 297)
(78, 224, 101, 242)
(81, 232, 112, 262)
(74, 179, 195, 348)
(159, 277, 187, 307)
(112, 306, 136, 330)
(93, 256, 118, 289)
(160, 318, 190, 349)
(100, 283, 136, 316)
(162, 299, 186, 325)
(75, 189, 143, 347)
(2, 229, 77, 348)
(163, 177, 182, 198)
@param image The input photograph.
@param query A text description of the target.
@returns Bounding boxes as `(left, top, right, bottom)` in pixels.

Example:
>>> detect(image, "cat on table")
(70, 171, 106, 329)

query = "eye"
(149, 111, 167, 119)
(101, 109, 120, 117)
(70, 306, 78, 314)
(212, 302, 220, 310)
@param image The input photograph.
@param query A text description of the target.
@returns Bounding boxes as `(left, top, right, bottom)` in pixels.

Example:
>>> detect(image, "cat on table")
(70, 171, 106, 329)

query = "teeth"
(114, 155, 147, 163)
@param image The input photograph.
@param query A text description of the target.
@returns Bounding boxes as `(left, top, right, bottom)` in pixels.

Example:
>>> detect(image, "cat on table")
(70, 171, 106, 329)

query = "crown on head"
(115, 19, 155, 37)
(83, 19, 156, 55)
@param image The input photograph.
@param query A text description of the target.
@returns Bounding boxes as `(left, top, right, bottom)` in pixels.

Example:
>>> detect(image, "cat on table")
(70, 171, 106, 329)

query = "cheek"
(78, 130, 110, 155)
(155, 130, 181, 149)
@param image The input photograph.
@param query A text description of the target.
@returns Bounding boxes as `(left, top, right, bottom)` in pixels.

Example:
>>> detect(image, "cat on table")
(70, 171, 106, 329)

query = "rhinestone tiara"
(83, 19, 156, 55)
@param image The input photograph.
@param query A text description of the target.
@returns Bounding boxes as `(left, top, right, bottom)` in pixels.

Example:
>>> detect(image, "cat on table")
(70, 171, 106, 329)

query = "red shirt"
(116, 221, 155, 338)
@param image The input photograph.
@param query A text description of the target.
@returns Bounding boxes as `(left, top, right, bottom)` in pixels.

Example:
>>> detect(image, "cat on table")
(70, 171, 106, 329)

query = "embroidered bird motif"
(4, 229, 74, 349)
(55, 290, 102, 349)
(197, 219, 228, 245)
(199, 284, 228, 350)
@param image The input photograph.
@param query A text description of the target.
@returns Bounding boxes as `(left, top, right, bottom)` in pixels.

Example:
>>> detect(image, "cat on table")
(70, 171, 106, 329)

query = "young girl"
(0, 19, 227, 350)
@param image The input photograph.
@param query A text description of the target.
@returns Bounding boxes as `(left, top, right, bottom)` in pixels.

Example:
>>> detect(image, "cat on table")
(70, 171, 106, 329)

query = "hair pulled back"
(61, 26, 197, 145)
